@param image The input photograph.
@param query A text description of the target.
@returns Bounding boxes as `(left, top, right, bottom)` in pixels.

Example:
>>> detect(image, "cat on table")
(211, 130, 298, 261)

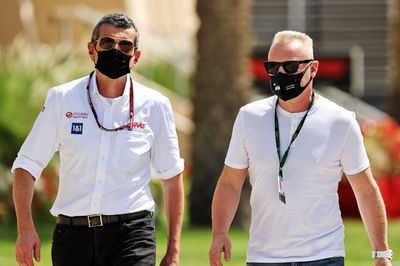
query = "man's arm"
(346, 167, 391, 266)
(160, 173, 184, 266)
(209, 165, 248, 266)
(12, 168, 41, 266)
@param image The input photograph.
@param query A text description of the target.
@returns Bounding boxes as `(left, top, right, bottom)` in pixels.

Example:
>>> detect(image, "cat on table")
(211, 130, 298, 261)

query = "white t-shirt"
(225, 95, 369, 263)
(12, 72, 184, 216)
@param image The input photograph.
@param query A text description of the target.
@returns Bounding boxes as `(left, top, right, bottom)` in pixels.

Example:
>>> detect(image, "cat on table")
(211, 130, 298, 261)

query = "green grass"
(0, 219, 399, 265)
(343, 219, 400, 266)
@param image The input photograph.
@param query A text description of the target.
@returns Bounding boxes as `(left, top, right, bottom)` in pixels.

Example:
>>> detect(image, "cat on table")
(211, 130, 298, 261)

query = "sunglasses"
(96, 36, 135, 54)
(264, 59, 313, 74)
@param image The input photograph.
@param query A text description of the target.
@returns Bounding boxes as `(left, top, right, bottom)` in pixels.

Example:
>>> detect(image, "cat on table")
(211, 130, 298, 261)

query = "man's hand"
(374, 258, 392, 266)
(347, 168, 391, 266)
(209, 166, 247, 266)
(13, 168, 39, 266)
(16, 229, 41, 266)
(160, 173, 184, 266)
(209, 233, 231, 266)
(160, 251, 179, 266)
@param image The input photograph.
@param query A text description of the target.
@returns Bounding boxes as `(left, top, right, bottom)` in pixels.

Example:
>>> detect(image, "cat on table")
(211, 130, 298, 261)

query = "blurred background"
(0, 0, 400, 265)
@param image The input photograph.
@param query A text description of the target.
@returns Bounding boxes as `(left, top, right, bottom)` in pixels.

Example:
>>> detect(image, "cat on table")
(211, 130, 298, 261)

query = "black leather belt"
(56, 210, 151, 227)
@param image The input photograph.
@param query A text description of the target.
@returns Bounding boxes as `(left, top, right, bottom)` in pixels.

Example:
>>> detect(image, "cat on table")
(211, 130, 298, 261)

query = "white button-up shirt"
(12, 72, 184, 216)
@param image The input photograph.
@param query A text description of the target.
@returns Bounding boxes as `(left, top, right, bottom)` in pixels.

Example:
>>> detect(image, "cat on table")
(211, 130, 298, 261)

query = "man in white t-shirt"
(209, 30, 392, 266)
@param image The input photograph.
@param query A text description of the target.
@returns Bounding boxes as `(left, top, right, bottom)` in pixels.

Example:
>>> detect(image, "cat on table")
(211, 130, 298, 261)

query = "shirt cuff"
(11, 156, 43, 180)
(343, 162, 370, 176)
(224, 159, 248, 170)
(153, 158, 185, 179)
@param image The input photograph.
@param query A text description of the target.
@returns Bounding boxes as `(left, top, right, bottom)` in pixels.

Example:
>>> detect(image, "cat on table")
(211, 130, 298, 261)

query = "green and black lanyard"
(274, 92, 315, 204)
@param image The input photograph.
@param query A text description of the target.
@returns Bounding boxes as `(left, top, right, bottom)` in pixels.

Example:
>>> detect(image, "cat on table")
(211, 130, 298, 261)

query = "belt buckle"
(87, 214, 103, 227)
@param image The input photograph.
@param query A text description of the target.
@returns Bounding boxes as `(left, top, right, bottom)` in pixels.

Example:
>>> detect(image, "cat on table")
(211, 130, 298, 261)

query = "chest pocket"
(112, 130, 151, 172)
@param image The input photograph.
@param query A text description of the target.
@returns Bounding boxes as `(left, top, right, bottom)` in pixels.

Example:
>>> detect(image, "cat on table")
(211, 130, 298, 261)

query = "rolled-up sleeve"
(11, 88, 60, 180)
(150, 97, 184, 179)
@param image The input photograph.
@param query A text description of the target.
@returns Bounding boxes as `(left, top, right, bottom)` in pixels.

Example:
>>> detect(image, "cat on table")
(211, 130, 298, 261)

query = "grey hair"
(91, 13, 139, 50)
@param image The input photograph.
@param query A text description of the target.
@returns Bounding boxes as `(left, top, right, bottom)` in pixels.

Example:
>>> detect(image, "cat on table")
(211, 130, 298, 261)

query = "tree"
(389, 0, 400, 120)
(189, 0, 252, 226)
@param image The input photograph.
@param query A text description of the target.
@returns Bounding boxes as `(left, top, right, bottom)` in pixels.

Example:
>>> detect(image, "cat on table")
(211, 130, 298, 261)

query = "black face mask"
(269, 64, 313, 101)
(95, 49, 132, 79)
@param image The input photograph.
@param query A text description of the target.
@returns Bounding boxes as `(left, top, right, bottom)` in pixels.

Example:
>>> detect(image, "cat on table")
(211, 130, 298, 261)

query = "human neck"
(95, 71, 127, 98)
(278, 90, 317, 113)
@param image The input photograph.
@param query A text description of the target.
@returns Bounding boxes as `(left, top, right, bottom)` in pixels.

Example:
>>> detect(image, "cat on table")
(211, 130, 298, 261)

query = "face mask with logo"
(269, 64, 313, 101)
(95, 49, 132, 79)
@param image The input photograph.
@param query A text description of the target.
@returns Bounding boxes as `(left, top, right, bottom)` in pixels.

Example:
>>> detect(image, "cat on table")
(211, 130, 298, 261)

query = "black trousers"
(51, 214, 156, 266)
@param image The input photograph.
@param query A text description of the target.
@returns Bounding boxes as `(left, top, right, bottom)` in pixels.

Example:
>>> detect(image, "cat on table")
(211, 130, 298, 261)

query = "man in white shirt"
(209, 30, 392, 266)
(12, 13, 184, 266)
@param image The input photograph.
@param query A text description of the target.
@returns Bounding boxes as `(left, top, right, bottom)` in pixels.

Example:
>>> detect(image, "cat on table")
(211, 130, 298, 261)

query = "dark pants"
(51, 214, 156, 266)
(247, 256, 344, 266)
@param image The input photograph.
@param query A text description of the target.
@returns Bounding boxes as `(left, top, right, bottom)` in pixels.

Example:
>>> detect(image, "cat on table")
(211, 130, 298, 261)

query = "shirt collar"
(90, 71, 131, 105)
(275, 95, 319, 118)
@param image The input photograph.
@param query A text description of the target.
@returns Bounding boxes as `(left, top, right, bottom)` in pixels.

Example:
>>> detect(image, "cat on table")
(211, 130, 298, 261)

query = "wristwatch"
(372, 249, 393, 260)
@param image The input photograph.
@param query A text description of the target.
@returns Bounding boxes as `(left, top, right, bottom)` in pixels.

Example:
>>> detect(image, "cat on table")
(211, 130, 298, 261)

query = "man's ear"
(130, 50, 142, 68)
(311, 60, 319, 78)
(88, 42, 96, 63)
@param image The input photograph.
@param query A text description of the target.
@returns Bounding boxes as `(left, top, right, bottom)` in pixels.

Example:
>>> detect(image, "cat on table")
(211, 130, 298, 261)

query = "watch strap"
(372, 249, 393, 260)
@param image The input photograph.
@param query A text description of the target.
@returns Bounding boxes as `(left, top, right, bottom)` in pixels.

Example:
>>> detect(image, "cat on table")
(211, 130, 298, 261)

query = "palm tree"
(189, 0, 252, 226)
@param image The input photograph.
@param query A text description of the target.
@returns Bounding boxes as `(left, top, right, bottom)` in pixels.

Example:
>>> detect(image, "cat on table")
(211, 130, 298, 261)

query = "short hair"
(91, 13, 139, 50)
(271, 30, 313, 57)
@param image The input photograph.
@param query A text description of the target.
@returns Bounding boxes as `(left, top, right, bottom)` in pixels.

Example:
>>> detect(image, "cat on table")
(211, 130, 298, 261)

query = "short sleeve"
(150, 97, 184, 179)
(341, 113, 370, 175)
(11, 88, 60, 180)
(225, 109, 249, 169)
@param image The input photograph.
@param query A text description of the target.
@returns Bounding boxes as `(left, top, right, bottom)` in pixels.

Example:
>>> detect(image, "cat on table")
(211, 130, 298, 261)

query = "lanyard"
(274, 92, 314, 204)
(86, 71, 135, 132)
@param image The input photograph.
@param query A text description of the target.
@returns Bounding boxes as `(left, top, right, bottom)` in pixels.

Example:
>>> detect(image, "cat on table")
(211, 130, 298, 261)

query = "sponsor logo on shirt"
(71, 123, 83, 135)
(132, 122, 147, 129)
(66, 112, 89, 119)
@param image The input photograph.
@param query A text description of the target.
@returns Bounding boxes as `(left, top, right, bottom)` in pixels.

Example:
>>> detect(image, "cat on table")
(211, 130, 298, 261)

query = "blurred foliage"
(135, 58, 192, 98)
(0, 35, 91, 168)
(361, 117, 400, 218)
(0, 164, 14, 223)
(362, 117, 400, 178)
(0, 35, 91, 221)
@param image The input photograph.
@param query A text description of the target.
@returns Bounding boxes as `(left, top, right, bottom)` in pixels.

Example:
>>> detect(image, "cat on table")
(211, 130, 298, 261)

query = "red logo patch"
(65, 112, 89, 119)
(132, 122, 147, 129)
